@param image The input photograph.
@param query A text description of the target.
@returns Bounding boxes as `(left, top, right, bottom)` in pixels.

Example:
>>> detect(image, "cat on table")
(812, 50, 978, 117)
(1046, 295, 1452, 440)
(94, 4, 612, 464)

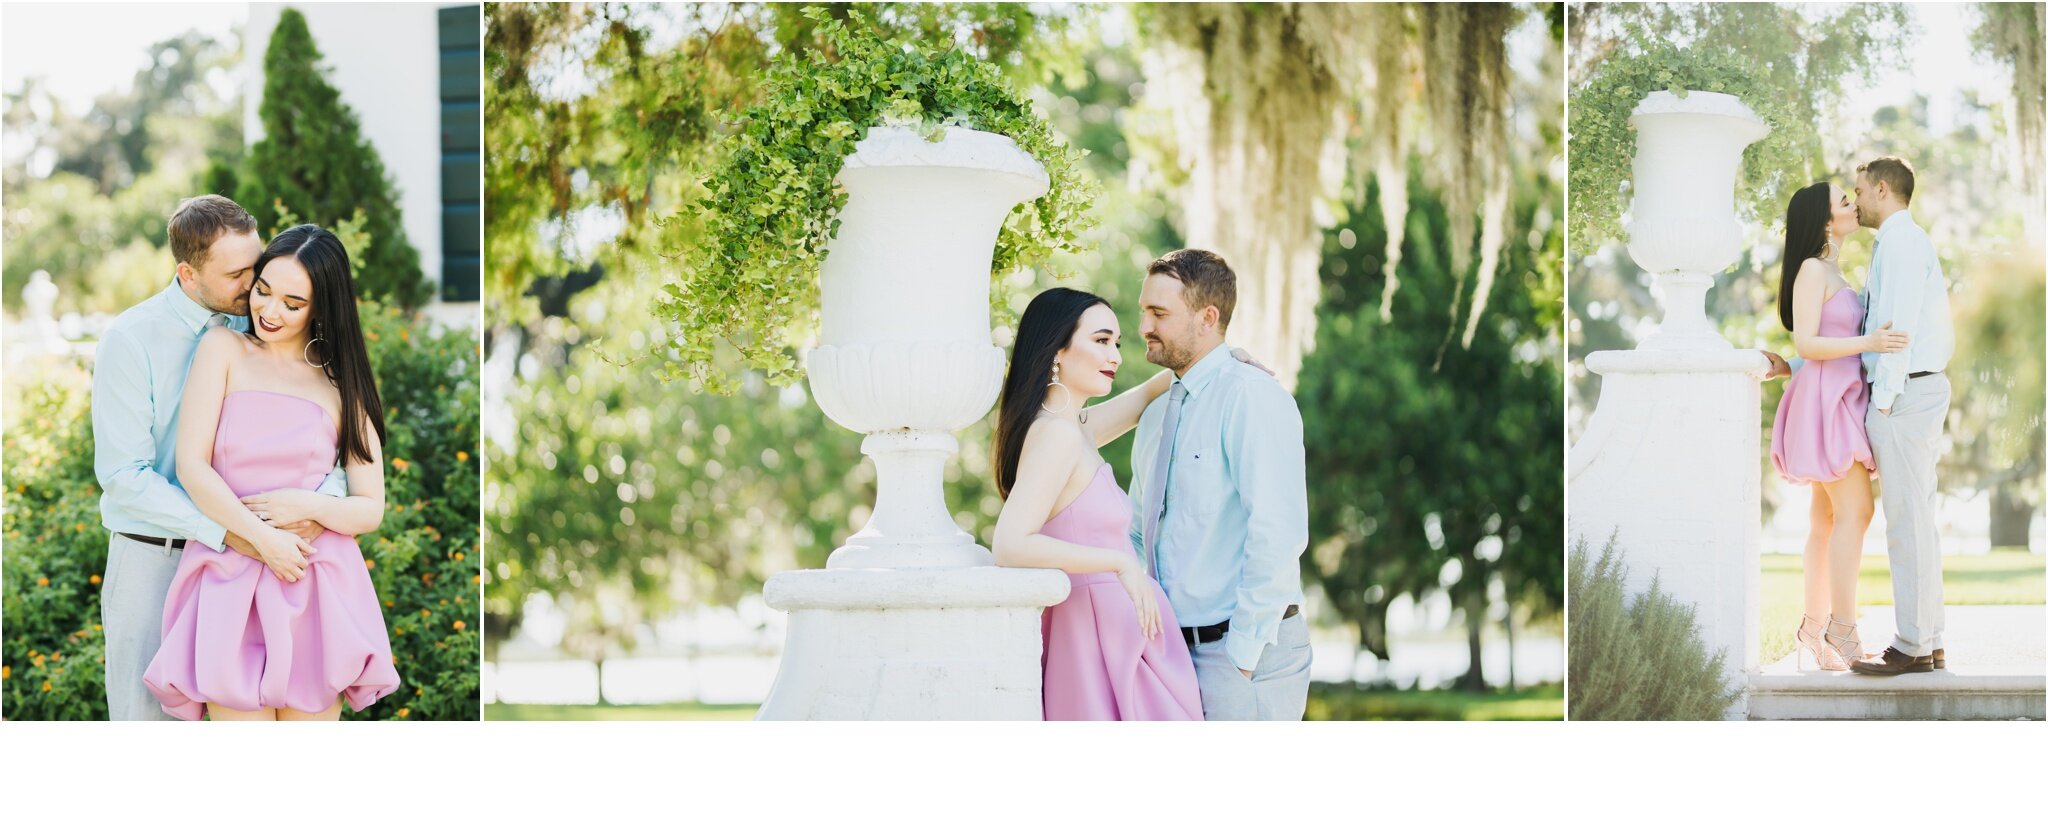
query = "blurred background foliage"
(3, 31, 242, 315)
(485, 2, 1562, 701)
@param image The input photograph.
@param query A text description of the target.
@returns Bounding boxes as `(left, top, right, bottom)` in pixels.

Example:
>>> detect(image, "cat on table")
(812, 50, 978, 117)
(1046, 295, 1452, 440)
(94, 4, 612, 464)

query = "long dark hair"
(252, 224, 387, 467)
(994, 287, 1109, 499)
(1778, 181, 1833, 331)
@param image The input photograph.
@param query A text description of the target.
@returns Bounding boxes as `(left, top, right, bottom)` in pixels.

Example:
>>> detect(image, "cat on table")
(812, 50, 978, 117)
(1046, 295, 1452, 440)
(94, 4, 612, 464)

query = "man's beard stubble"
(1146, 334, 1195, 372)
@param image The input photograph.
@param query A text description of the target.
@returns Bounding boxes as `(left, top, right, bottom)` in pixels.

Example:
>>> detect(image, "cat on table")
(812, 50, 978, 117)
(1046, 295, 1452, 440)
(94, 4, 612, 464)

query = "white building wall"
(244, 2, 444, 302)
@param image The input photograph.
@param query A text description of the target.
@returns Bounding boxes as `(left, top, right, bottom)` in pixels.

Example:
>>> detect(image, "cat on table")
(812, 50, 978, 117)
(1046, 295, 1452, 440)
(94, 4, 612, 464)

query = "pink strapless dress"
(143, 391, 400, 719)
(1771, 288, 1879, 484)
(1039, 463, 1202, 721)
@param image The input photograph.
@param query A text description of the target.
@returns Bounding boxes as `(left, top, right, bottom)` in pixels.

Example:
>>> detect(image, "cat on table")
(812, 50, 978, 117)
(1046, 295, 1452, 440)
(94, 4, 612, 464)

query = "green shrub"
(235, 7, 429, 308)
(1567, 536, 1740, 721)
(2, 300, 479, 720)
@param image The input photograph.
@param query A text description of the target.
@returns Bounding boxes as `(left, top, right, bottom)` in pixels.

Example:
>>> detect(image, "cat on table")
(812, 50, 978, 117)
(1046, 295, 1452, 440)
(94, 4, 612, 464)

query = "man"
(1126, 248, 1312, 720)
(1763, 156, 1953, 675)
(94, 195, 345, 720)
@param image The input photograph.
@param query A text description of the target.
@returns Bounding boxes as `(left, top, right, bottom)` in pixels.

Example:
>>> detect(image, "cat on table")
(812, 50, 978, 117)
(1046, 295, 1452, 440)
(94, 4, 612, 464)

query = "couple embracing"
(992, 249, 1312, 721)
(96, 194, 399, 720)
(1763, 156, 1953, 676)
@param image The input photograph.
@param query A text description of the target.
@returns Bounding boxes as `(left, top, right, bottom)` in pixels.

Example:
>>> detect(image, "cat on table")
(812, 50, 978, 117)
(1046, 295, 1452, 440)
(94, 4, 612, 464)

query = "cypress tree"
(238, 7, 429, 307)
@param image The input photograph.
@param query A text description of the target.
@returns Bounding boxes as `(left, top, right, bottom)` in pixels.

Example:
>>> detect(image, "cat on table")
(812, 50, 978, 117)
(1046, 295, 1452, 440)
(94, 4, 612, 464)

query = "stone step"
(1748, 606, 2045, 720)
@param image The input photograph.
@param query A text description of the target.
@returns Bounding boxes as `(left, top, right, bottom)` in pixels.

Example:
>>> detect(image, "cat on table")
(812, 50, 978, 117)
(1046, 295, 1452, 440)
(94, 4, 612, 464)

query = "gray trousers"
(1865, 373, 1951, 656)
(1189, 613, 1312, 721)
(101, 533, 181, 721)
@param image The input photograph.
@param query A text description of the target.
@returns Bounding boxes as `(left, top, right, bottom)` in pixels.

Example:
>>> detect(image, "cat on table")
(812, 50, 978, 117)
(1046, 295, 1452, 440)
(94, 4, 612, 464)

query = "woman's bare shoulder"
(1021, 414, 1090, 456)
(193, 324, 252, 362)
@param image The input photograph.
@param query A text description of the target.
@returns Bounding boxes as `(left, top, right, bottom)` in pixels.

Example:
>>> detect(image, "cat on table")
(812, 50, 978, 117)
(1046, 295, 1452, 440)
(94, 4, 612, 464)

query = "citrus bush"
(1567, 537, 1740, 721)
(2, 299, 479, 720)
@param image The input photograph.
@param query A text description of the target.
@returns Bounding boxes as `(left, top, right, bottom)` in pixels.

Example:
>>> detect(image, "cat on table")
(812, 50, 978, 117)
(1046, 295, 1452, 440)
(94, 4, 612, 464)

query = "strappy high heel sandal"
(1824, 616, 1866, 671)
(1794, 615, 1830, 671)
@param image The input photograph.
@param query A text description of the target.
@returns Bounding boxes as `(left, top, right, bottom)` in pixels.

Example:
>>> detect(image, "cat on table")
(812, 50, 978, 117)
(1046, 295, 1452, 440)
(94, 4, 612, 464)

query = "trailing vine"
(651, 7, 1098, 393)
(1568, 43, 1810, 247)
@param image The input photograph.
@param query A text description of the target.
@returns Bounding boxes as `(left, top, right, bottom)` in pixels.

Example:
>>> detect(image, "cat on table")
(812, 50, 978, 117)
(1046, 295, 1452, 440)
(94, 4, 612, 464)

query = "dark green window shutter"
(438, 4, 482, 302)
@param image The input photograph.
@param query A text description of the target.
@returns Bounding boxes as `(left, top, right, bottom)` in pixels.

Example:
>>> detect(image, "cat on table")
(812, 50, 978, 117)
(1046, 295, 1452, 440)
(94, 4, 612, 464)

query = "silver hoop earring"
(303, 333, 331, 369)
(1041, 361, 1071, 414)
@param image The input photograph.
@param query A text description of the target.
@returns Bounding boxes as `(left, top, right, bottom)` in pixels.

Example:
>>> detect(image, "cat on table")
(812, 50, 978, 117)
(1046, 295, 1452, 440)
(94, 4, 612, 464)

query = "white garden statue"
(1568, 90, 1772, 717)
(756, 126, 1070, 720)
(21, 270, 67, 355)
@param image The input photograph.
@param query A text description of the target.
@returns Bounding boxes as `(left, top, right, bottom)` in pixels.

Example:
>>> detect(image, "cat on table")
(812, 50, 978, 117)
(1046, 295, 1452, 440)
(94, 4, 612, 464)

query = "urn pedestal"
(1568, 91, 1772, 716)
(756, 127, 1069, 720)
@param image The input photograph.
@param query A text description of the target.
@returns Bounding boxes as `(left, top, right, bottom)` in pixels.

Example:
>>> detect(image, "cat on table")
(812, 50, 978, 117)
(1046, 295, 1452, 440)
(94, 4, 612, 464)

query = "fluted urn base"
(1638, 271, 1734, 351)
(807, 340, 1008, 570)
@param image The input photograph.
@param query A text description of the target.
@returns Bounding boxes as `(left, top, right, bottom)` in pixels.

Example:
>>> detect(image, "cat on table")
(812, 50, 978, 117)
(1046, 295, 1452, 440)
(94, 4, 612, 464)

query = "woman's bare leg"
(206, 704, 277, 721)
(277, 698, 343, 721)
(1821, 466, 1875, 624)
(1802, 485, 1834, 624)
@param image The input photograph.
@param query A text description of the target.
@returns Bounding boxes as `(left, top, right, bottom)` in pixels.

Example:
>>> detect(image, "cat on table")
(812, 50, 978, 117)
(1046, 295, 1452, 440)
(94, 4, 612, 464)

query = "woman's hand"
(252, 526, 318, 584)
(1861, 321, 1910, 353)
(240, 487, 328, 527)
(1115, 555, 1162, 642)
(1230, 347, 1275, 376)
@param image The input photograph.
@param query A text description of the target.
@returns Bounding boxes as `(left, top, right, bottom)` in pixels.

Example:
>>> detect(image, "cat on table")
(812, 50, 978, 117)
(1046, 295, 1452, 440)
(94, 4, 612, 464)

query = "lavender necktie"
(1140, 381, 1187, 580)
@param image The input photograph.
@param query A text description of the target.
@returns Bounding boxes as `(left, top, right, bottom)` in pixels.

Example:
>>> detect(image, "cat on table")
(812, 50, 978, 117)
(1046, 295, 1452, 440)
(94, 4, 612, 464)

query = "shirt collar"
(162, 277, 223, 334)
(1875, 208, 1916, 245)
(1172, 342, 1234, 399)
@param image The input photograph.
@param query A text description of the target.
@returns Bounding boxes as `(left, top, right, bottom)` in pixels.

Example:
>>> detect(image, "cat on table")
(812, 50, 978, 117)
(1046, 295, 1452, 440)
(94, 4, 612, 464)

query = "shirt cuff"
(198, 518, 229, 552)
(1224, 628, 1267, 673)
(1871, 385, 1899, 412)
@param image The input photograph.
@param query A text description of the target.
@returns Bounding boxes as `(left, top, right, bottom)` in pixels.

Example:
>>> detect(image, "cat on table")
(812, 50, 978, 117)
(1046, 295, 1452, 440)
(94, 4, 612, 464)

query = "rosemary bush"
(653, 8, 1097, 393)
(1567, 536, 1741, 721)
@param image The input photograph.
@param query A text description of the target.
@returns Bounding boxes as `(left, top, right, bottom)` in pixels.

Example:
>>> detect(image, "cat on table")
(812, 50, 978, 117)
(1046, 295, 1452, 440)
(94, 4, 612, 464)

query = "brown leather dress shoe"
(1850, 646, 1936, 676)
(1932, 648, 1946, 669)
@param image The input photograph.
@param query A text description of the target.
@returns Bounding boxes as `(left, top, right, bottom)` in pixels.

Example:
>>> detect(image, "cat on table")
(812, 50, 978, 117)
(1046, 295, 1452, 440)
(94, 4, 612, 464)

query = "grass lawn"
(1758, 549, 2044, 662)
(484, 683, 1568, 722)
(485, 702, 759, 721)
(1306, 682, 1563, 721)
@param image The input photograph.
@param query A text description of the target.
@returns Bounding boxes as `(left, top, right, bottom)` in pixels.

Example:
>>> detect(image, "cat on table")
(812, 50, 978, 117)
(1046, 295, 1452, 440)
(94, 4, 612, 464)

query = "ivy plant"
(1568, 43, 1810, 248)
(651, 7, 1098, 393)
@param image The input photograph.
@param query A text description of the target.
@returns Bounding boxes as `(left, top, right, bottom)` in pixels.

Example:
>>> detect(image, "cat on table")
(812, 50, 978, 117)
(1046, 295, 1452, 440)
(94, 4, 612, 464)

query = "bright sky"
(1835, 3, 2008, 145)
(1, 3, 243, 114)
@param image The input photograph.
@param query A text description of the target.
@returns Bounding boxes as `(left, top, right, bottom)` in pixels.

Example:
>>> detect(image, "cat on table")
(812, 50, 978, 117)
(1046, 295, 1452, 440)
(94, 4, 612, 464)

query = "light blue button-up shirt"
(93, 280, 343, 551)
(1859, 209, 1953, 411)
(1126, 343, 1310, 672)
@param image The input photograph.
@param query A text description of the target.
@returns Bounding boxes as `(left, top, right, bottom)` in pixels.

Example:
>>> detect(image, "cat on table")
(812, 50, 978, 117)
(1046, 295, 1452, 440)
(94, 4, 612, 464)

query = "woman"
(989, 287, 1261, 720)
(1770, 182, 1910, 672)
(143, 224, 400, 720)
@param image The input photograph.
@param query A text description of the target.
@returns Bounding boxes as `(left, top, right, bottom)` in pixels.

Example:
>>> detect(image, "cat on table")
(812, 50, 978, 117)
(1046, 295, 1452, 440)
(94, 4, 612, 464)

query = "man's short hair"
(167, 195, 257, 271)
(1857, 156, 1916, 205)
(1146, 248, 1237, 329)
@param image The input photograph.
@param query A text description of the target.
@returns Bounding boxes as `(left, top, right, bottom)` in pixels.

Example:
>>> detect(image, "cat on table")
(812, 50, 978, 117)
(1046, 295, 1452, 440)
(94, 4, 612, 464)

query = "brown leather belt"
(117, 532, 186, 549)
(1181, 604, 1300, 646)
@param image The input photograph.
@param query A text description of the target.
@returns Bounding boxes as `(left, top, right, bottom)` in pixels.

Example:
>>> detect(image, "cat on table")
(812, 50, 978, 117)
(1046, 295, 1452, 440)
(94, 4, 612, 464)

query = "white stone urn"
(807, 126, 1048, 570)
(1623, 90, 1770, 351)
(1570, 90, 1774, 718)
(758, 126, 1071, 720)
